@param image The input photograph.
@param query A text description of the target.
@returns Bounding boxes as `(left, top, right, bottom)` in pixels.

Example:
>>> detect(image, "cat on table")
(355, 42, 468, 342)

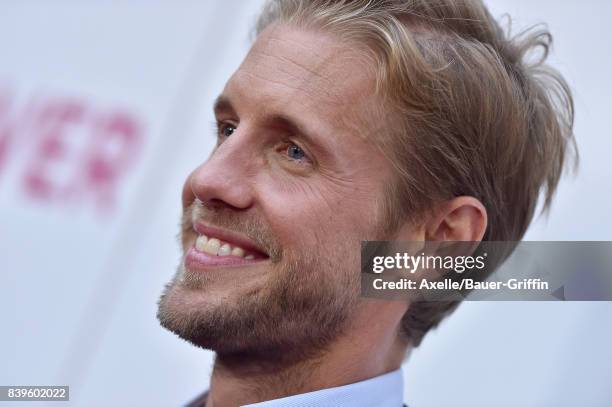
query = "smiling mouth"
(193, 233, 266, 260)
(185, 224, 270, 270)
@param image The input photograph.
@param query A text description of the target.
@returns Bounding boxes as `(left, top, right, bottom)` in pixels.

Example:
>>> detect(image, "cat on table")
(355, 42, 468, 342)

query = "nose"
(182, 136, 254, 210)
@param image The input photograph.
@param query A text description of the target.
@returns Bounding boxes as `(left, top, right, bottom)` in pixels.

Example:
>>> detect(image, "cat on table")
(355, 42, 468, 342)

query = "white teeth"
(218, 243, 232, 256)
(231, 247, 245, 257)
(194, 234, 253, 258)
(203, 238, 221, 255)
(195, 235, 208, 252)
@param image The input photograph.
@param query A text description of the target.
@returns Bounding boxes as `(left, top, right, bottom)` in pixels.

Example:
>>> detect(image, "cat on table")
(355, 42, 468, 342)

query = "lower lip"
(185, 246, 268, 270)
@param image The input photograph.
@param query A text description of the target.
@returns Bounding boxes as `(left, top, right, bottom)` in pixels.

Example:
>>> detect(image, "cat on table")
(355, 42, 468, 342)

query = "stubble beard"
(157, 200, 361, 370)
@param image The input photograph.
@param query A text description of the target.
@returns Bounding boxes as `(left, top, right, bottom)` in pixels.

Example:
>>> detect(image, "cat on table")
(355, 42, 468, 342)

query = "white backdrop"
(1, 1, 610, 406)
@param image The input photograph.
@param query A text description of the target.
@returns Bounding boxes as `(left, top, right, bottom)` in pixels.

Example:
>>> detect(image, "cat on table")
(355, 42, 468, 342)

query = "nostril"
(198, 198, 249, 214)
(206, 198, 233, 210)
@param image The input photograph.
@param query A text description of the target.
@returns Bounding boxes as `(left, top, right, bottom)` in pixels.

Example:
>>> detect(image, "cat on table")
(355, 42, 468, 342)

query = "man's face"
(158, 24, 400, 364)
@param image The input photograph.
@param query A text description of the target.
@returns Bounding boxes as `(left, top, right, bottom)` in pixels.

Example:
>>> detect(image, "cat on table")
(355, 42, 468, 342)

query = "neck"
(204, 302, 409, 407)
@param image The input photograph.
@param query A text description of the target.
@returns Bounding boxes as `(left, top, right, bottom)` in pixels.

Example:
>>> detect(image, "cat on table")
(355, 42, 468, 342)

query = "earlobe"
(426, 196, 488, 242)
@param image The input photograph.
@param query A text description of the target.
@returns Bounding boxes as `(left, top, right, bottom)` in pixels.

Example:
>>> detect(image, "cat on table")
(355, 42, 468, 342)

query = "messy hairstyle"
(255, 0, 577, 346)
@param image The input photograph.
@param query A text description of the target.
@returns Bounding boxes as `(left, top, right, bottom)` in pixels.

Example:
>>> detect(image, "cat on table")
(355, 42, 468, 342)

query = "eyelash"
(216, 121, 236, 139)
(214, 121, 312, 165)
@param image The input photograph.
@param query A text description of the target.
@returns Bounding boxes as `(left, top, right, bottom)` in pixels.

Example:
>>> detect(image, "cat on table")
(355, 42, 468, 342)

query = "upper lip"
(193, 222, 269, 257)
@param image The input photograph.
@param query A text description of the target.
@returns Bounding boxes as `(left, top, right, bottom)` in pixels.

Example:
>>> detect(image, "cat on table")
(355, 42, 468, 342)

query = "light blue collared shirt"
(244, 368, 404, 407)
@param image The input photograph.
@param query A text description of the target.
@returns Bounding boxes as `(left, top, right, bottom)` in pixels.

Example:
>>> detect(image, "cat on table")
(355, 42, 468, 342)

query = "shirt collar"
(244, 368, 404, 407)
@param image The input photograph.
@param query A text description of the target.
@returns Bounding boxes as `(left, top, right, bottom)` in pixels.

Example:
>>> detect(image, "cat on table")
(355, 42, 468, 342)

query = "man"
(157, 0, 576, 405)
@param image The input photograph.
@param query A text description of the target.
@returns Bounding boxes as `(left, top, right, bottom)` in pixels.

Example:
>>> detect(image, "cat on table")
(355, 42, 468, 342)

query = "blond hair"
(256, 0, 577, 346)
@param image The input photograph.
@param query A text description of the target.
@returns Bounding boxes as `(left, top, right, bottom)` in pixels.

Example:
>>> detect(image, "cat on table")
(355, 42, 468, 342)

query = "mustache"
(181, 199, 283, 262)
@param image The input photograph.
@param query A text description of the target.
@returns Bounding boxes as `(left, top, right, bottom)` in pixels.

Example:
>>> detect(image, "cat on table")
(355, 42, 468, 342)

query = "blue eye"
(287, 144, 306, 161)
(219, 123, 236, 138)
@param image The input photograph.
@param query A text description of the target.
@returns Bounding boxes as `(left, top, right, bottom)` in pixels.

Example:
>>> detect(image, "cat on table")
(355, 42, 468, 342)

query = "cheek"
(257, 175, 382, 252)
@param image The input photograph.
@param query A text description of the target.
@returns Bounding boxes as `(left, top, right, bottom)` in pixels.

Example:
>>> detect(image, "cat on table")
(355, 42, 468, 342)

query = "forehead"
(223, 24, 382, 137)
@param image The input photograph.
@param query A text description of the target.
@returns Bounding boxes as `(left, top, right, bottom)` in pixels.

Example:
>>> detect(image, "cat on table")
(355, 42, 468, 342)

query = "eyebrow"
(213, 95, 235, 115)
(212, 94, 329, 154)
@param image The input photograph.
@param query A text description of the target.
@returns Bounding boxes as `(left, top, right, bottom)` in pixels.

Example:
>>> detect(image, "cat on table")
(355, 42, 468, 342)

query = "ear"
(425, 196, 488, 242)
